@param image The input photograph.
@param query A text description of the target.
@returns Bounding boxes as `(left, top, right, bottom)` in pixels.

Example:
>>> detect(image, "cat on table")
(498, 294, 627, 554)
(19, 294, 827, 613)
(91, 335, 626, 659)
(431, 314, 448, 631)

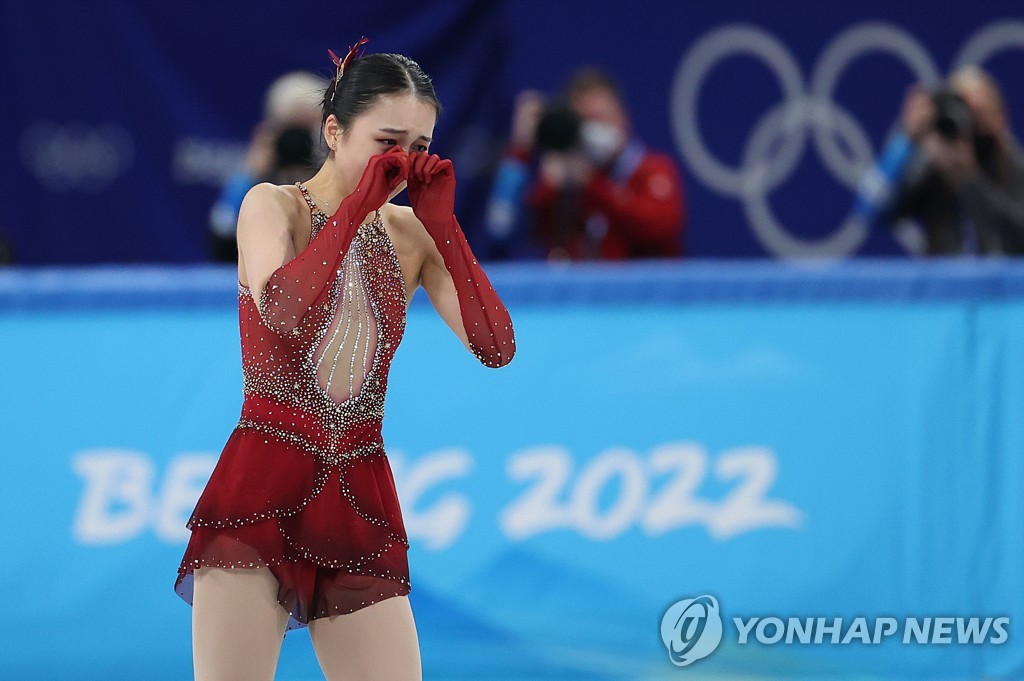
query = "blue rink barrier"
(2, 258, 1023, 681)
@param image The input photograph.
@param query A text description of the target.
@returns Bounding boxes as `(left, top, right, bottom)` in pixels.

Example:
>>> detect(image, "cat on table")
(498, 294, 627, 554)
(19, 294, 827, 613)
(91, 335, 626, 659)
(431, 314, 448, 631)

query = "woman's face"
(328, 93, 436, 200)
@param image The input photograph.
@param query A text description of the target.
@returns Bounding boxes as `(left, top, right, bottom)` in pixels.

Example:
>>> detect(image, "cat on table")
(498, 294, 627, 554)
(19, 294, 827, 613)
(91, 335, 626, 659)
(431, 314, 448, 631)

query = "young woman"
(174, 37, 516, 681)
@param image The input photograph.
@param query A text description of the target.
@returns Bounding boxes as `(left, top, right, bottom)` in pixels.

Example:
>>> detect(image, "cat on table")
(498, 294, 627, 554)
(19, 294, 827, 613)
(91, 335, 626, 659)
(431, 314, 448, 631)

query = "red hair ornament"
(328, 36, 369, 102)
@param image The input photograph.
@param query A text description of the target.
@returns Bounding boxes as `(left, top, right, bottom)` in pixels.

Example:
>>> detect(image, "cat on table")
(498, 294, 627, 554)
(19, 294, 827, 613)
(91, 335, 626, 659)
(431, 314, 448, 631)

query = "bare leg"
(309, 595, 422, 681)
(192, 566, 291, 681)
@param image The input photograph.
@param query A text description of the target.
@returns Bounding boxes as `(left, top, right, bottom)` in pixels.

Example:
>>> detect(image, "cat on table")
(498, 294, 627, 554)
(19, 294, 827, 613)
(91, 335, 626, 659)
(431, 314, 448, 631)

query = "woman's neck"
(302, 155, 355, 214)
(302, 154, 381, 224)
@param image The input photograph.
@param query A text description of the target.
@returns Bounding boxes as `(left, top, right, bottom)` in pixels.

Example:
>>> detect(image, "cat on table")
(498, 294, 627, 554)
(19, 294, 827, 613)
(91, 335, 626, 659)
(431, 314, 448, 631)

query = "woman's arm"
(236, 182, 299, 311)
(416, 214, 516, 367)
(236, 146, 409, 336)
(416, 218, 474, 352)
(405, 153, 516, 368)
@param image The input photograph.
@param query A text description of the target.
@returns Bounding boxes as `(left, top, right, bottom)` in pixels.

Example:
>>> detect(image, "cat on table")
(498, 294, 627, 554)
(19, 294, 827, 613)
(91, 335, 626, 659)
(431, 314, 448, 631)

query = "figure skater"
(174, 36, 516, 681)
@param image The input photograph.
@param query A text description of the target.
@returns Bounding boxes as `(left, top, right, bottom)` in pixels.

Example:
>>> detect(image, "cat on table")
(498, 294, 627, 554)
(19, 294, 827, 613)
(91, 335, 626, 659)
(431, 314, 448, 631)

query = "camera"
(932, 89, 973, 141)
(267, 125, 315, 184)
(533, 102, 625, 166)
(273, 125, 314, 170)
(534, 103, 581, 152)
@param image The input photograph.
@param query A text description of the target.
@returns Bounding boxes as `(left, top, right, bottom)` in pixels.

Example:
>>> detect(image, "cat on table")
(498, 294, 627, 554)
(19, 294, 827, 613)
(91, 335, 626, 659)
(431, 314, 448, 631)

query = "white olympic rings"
(671, 20, 1024, 258)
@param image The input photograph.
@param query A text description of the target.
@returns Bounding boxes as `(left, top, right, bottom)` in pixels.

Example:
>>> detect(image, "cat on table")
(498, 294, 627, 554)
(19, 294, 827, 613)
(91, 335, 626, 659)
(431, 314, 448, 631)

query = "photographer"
(484, 67, 687, 261)
(886, 66, 1024, 255)
(208, 71, 326, 262)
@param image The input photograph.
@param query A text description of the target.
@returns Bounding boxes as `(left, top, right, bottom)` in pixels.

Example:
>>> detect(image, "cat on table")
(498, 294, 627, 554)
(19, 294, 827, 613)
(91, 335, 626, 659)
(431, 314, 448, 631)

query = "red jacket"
(525, 144, 687, 259)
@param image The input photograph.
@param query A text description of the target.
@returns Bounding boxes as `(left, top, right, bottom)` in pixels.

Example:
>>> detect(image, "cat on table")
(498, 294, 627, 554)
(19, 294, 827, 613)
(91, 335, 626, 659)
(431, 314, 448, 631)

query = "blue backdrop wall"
(2, 260, 1023, 680)
(4, 1, 1024, 263)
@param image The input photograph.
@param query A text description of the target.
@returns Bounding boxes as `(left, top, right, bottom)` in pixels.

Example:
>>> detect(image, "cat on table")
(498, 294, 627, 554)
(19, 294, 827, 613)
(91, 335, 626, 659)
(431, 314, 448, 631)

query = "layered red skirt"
(174, 394, 411, 631)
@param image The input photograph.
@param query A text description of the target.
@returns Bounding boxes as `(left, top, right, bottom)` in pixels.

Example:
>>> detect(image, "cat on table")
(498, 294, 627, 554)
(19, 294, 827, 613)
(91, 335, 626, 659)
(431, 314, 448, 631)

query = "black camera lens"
(932, 90, 972, 141)
(534, 104, 581, 152)
(275, 126, 314, 168)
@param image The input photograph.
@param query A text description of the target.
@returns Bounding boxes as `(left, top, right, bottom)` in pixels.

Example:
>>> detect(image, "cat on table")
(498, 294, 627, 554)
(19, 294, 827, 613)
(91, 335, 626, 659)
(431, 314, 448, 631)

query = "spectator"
(886, 65, 1024, 255)
(208, 71, 327, 261)
(484, 67, 687, 261)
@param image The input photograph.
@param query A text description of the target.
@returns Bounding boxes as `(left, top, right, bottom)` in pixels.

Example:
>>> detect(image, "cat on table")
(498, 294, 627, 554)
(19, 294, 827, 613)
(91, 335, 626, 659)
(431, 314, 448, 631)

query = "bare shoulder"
(382, 203, 434, 252)
(238, 182, 305, 234)
(383, 203, 425, 236)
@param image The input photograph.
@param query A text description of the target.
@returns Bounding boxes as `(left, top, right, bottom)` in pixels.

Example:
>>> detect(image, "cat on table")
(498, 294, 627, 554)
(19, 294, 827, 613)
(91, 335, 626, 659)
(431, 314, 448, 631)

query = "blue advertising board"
(2, 260, 1023, 679)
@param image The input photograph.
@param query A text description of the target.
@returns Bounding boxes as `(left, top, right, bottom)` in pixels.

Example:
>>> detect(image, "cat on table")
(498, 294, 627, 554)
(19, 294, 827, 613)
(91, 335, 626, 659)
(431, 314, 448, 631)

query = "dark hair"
(322, 52, 443, 142)
(562, 65, 625, 104)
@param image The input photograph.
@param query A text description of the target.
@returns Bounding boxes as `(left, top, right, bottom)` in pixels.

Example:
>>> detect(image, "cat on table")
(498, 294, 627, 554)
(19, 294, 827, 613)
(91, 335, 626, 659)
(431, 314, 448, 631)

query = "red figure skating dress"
(175, 146, 515, 630)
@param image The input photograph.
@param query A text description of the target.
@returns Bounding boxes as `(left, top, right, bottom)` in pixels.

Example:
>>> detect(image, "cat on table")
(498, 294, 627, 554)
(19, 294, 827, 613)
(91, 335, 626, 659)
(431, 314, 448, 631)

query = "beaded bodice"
(235, 182, 408, 447)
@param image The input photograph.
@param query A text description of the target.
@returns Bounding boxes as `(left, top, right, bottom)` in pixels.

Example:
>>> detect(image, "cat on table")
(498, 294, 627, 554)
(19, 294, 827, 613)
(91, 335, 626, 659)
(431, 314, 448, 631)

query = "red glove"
(347, 143, 410, 213)
(407, 152, 455, 226)
(407, 152, 516, 367)
(257, 144, 409, 335)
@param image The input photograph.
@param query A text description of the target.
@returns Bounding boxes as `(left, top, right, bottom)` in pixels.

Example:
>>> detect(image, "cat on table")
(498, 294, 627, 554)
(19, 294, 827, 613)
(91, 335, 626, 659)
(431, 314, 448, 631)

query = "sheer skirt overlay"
(177, 195, 411, 629)
(179, 168, 517, 630)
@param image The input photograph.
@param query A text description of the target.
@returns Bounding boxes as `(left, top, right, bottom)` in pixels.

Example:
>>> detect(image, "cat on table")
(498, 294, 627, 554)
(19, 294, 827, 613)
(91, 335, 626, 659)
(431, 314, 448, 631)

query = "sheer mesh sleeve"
(421, 212, 516, 368)
(402, 151, 517, 367)
(254, 147, 407, 336)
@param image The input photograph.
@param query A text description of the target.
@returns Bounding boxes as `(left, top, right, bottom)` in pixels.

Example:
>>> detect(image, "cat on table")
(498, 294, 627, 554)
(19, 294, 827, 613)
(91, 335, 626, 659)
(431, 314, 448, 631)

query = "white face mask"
(579, 120, 624, 165)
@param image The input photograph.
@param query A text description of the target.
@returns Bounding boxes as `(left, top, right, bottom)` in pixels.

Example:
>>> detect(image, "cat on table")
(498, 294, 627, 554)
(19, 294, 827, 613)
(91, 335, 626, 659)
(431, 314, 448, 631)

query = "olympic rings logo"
(670, 20, 1024, 258)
